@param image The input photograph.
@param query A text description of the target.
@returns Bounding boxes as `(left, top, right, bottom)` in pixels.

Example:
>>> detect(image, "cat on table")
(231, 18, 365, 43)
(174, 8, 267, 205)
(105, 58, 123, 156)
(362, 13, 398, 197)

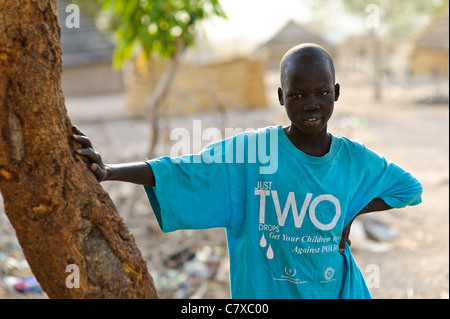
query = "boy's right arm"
(71, 126, 155, 186)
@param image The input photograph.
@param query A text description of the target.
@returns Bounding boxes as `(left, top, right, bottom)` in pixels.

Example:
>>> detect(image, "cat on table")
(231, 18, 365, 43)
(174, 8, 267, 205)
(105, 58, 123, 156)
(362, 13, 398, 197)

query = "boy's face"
(278, 57, 340, 137)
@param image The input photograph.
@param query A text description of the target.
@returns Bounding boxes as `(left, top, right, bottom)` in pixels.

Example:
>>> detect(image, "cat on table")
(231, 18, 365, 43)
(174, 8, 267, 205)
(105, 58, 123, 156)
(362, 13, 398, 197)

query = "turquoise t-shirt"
(144, 125, 422, 299)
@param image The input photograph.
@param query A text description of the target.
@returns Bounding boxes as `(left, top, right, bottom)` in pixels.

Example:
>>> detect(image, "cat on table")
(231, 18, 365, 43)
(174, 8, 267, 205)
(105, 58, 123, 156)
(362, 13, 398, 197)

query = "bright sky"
(202, 0, 313, 45)
(203, 0, 368, 50)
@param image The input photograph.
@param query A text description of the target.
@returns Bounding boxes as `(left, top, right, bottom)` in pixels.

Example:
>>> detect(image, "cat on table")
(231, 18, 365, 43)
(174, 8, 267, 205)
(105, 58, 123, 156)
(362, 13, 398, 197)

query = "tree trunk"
(369, 29, 382, 102)
(0, 0, 158, 299)
(147, 40, 186, 158)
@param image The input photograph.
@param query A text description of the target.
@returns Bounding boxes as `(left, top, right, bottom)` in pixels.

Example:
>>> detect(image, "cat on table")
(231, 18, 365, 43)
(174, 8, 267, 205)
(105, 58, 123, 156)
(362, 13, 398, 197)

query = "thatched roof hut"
(410, 14, 449, 76)
(257, 20, 335, 70)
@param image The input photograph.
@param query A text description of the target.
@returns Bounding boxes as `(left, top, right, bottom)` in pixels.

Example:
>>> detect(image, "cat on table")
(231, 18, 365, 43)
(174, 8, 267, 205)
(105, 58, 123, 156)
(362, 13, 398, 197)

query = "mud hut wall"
(124, 57, 268, 116)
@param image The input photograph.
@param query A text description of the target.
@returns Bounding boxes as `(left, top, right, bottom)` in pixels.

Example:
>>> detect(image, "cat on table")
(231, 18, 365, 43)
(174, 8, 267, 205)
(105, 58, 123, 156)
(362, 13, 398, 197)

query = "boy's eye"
(292, 94, 303, 98)
(317, 91, 328, 96)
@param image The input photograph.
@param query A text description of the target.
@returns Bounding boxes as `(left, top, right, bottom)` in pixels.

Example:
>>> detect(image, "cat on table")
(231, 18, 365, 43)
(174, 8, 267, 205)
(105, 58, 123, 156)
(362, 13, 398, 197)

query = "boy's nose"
(303, 97, 320, 111)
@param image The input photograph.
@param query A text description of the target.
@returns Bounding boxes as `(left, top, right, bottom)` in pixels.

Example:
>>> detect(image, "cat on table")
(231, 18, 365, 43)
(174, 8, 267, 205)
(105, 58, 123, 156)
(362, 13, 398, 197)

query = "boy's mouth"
(304, 117, 321, 123)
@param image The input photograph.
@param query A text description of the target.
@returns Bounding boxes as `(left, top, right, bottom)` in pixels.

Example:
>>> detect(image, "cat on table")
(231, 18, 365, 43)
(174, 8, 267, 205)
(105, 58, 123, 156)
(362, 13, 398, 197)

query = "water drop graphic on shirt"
(267, 244, 274, 259)
(259, 233, 267, 247)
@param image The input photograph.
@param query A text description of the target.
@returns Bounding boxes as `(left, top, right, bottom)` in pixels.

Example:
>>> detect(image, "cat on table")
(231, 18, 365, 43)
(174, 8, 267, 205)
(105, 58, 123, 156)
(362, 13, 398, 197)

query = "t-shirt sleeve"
(357, 144, 422, 210)
(376, 161, 423, 209)
(143, 141, 232, 233)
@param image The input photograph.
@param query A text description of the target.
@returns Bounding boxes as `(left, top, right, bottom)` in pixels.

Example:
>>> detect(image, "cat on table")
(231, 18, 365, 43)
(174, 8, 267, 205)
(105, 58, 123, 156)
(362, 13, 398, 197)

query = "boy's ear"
(278, 87, 284, 106)
(334, 83, 340, 101)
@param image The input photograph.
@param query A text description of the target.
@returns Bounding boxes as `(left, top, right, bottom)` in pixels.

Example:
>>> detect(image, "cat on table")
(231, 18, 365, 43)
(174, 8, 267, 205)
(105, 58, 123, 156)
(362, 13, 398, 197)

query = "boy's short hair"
(280, 43, 336, 87)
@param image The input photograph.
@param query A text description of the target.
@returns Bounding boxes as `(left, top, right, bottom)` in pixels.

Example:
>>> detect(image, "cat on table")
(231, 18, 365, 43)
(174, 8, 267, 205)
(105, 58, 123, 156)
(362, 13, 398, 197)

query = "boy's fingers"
(339, 239, 345, 254)
(72, 134, 93, 149)
(76, 148, 99, 163)
(91, 163, 101, 173)
(90, 163, 106, 182)
(72, 125, 86, 136)
(72, 126, 105, 182)
(339, 223, 352, 254)
(339, 238, 351, 254)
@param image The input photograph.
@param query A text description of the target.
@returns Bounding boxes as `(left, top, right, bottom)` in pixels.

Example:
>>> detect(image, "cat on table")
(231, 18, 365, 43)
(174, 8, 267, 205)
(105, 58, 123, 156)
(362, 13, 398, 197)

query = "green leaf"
(99, 0, 227, 66)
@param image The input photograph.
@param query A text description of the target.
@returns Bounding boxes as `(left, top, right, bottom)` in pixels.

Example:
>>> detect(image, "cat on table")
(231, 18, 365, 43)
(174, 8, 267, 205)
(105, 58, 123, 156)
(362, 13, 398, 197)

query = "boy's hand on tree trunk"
(71, 125, 108, 182)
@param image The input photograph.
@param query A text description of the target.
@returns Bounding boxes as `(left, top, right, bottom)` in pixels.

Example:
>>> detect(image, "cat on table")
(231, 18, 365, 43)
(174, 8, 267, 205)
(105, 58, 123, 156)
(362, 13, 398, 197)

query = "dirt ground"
(0, 71, 448, 299)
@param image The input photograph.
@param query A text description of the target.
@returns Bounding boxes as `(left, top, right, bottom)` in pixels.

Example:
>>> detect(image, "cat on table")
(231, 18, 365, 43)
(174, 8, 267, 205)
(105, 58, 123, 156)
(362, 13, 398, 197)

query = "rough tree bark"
(0, 0, 158, 298)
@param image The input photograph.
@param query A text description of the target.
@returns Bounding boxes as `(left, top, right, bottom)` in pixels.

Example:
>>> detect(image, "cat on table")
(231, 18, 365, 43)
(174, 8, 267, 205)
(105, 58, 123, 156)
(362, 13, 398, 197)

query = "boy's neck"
(283, 125, 332, 157)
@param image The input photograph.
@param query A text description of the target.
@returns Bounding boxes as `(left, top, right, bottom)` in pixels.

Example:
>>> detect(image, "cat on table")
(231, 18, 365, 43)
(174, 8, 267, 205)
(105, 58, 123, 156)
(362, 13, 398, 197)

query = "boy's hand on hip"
(71, 125, 108, 182)
(339, 221, 353, 254)
(338, 199, 393, 254)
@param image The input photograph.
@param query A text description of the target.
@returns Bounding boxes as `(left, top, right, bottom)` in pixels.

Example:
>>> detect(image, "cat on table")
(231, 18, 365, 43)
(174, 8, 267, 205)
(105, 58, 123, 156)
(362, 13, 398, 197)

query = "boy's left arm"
(339, 198, 392, 253)
(338, 147, 423, 254)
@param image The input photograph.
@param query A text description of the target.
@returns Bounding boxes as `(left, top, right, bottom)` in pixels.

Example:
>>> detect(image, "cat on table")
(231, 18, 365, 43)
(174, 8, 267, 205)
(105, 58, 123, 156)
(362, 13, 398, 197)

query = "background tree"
(99, 0, 227, 156)
(310, 0, 448, 101)
(341, 0, 448, 101)
(0, 0, 158, 298)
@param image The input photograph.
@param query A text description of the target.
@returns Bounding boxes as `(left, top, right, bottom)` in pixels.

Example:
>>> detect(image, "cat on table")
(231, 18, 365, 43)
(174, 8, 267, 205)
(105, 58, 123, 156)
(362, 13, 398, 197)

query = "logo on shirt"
(273, 267, 306, 285)
(324, 267, 335, 281)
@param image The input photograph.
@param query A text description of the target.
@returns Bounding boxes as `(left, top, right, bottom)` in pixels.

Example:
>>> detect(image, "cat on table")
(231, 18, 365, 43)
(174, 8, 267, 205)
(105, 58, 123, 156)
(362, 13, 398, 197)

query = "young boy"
(72, 43, 422, 299)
